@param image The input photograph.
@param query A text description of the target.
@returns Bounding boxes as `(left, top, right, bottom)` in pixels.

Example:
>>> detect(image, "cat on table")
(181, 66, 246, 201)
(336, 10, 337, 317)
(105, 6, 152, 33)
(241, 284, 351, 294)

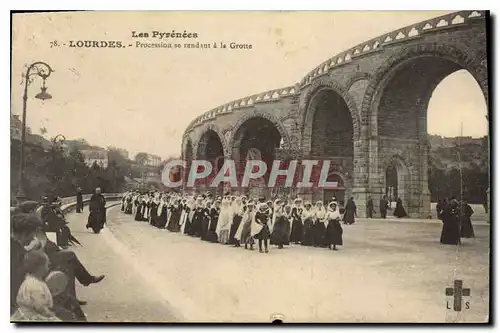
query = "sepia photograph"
(9, 9, 490, 323)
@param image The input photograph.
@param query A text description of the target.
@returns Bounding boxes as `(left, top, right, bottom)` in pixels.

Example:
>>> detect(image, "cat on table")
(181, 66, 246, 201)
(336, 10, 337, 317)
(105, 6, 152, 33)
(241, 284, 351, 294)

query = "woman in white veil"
(216, 198, 232, 244)
(235, 200, 255, 249)
(229, 197, 244, 245)
(324, 201, 343, 250)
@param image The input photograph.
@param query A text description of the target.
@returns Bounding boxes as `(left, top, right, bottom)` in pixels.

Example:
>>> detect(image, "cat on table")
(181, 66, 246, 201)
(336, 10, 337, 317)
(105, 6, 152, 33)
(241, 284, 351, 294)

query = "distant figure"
(393, 198, 408, 218)
(87, 188, 106, 234)
(75, 188, 83, 213)
(436, 199, 442, 219)
(343, 197, 357, 225)
(440, 199, 461, 245)
(460, 200, 475, 238)
(379, 195, 389, 218)
(366, 197, 374, 218)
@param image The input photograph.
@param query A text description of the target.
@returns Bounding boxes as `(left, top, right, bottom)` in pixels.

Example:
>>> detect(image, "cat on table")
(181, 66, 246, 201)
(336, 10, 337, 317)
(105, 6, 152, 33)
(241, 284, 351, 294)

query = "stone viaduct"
(181, 11, 488, 218)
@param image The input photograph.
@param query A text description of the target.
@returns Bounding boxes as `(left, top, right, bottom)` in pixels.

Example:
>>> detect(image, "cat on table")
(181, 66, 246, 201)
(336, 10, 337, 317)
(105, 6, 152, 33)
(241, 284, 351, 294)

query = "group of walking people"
(121, 190, 345, 253)
(437, 197, 475, 245)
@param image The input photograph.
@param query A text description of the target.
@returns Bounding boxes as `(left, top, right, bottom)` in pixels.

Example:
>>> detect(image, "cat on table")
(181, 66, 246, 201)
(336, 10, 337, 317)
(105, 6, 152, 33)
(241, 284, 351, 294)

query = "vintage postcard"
(10, 10, 490, 323)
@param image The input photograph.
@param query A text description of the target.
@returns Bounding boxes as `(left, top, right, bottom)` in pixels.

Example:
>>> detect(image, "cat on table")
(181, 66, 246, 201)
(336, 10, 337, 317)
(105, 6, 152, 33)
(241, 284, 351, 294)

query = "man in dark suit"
(10, 213, 43, 315)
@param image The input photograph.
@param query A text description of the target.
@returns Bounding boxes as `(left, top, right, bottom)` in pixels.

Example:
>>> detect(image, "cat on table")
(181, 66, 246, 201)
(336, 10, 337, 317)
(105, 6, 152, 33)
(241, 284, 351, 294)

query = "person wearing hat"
(87, 188, 106, 234)
(252, 202, 271, 253)
(11, 213, 44, 315)
(324, 201, 343, 251)
(40, 198, 73, 249)
(235, 200, 255, 249)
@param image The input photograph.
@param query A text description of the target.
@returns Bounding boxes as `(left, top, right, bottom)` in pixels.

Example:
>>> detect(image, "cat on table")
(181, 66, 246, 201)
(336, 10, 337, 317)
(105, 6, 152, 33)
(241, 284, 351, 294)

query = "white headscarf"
(326, 201, 341, 226)
(315, 201, 326, 220)
(232, 197, 243, 216)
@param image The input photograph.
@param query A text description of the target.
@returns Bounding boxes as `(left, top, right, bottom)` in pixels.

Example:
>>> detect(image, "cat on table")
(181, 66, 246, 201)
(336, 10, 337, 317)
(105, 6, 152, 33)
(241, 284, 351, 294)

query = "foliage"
(428, 143, 489, 204)
(11, 141, 128, 201)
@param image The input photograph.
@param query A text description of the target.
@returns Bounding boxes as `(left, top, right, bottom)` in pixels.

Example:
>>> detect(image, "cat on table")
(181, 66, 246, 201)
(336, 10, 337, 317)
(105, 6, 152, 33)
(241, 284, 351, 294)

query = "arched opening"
(384, 157, 410, 212)
(385, 164, 398, 201)
(306, 88, 354, 203)
(197, 130, 225, 193)
(376, 55, 487, 216)
(427, 70, 488, 206)
(231, 116, 282, 197)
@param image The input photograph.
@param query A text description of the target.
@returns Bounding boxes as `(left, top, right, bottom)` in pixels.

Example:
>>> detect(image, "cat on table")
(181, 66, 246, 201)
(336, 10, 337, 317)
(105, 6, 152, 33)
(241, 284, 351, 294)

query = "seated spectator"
(11, 213, 43, 315)
(10, 251, 61, 322)
(12, 213, 105, 322)
(33, 228, 104, 321)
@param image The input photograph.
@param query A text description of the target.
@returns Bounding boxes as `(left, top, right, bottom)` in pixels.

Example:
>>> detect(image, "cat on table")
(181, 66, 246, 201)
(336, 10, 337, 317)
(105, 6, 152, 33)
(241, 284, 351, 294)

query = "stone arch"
(227, 111, 293, 154)
(361, 43, 488, 132)
(360, 43, 487, 218)
(299, 77, 361, 144)
(382, 155, 413, 214)
(193, 123, 228, 160)
(345, 72, 372, 91)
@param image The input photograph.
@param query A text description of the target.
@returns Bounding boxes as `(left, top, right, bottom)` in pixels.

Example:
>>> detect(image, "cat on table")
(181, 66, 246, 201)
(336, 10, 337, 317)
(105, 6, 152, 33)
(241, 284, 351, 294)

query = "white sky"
(11, 11, 488, 160)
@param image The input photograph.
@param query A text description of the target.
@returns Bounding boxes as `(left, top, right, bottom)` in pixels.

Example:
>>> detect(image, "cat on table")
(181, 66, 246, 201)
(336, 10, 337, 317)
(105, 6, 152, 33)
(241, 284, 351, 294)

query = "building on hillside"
(428, 134, 484, 149)
(81, 149, 109, 168)
(145, 153, 161, 167)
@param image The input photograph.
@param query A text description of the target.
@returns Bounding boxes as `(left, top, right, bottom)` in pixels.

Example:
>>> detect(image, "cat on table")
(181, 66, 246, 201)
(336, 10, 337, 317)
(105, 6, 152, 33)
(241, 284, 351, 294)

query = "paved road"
(68, 205, 490, 323)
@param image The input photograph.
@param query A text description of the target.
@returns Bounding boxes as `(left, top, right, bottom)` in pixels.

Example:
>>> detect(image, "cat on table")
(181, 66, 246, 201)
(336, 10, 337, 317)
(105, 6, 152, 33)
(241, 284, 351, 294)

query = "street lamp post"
(16, 61, 54, 202)
(51, 134, 66, 194)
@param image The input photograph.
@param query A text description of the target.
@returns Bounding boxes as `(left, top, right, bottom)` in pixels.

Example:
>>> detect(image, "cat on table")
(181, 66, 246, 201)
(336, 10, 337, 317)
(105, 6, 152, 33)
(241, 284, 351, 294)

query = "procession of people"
(120, 190, 346, 253)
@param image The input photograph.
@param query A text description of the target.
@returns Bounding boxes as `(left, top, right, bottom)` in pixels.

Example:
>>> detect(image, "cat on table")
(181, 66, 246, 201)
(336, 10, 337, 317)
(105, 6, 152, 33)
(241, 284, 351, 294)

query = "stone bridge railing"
(32, 193, 124, 215)
(185, 85, 298, 133)
(183, 10, 485, 135)
(299, 10, 486, 87)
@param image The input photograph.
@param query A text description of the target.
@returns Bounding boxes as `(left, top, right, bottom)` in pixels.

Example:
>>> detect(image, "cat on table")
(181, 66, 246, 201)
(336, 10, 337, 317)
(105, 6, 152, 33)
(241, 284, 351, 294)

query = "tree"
(134, 152, 148, 165)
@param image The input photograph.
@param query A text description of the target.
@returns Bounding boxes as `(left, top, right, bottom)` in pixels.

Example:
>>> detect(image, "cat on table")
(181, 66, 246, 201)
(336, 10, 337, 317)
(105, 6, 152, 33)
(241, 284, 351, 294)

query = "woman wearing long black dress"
(282, 204, 292, 246)
(290, 199, 303, 244)
(301, 203, 314, 246)
(182, 199, 194, 235)
(343, 197, 356, 225)
(313, 201, 327, 247)
(200, 200, 212, 240)
(440, 199, 461, 245)
(125, 195, 133, 214)
(156, 197, 169, 229)
(206, 200, 221, 243)
(394, 198, 408, 218)
(324, 201, 343, 250)
(271, 202, 288, 249)
(167, 199, 182, 232)
(149, 197, 158, 226)
(189, 197, 204, 237)
(135, 197, 147, 221)
(460, 200, 475, 238)
(252, 203, 271, 253)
